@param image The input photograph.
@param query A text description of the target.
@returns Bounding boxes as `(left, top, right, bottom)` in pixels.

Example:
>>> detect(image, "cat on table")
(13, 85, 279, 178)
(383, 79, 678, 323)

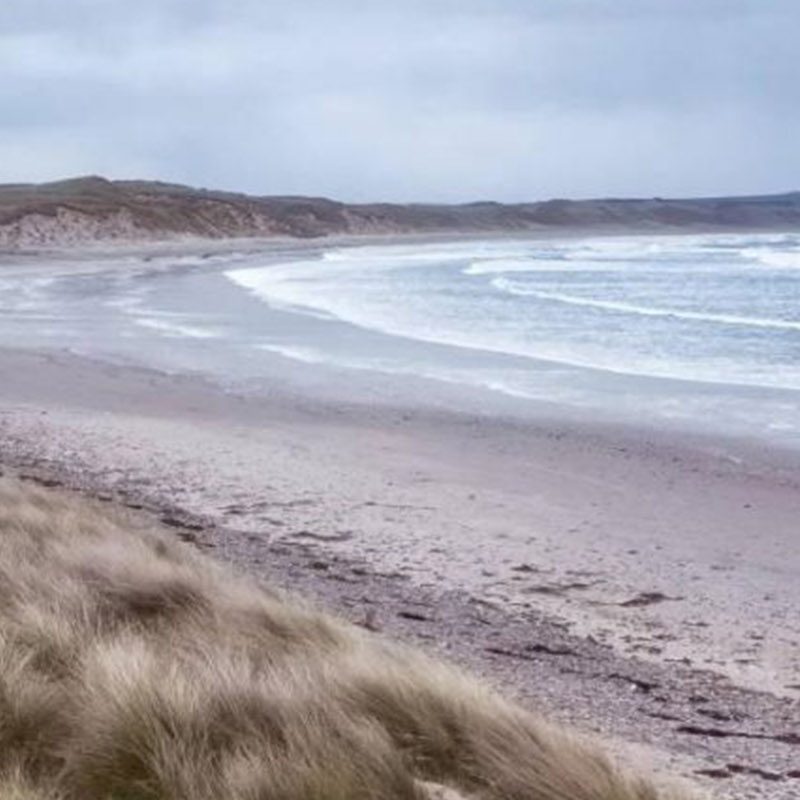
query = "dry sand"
(0, 346, 798, 798)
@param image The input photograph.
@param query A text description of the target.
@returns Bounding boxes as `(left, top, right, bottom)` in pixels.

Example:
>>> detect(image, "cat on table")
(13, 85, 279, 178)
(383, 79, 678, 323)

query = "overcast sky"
(1, 1, 798, 202)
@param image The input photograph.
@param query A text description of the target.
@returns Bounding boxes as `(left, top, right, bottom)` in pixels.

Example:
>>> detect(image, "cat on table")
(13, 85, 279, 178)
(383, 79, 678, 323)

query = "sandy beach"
(6, 3, 800, 797)
(1, 326, 799, 797)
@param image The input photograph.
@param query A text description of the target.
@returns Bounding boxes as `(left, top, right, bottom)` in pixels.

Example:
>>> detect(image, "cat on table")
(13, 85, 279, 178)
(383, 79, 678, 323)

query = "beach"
(1, 239, 799, 797)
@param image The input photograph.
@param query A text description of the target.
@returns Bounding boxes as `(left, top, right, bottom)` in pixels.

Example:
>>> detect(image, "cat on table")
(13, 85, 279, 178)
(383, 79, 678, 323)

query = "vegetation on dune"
(2, 176, 800, 247)
(0, 477, 700, 800)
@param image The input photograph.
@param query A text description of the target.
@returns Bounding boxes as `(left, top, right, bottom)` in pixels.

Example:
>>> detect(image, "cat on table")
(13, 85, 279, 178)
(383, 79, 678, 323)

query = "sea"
(2, 232, 800, 446)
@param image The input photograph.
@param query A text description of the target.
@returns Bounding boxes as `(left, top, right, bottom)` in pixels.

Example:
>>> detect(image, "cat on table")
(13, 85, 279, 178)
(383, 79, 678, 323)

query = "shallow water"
(228, 233, 800, 390)
(2, 233, 800, 446)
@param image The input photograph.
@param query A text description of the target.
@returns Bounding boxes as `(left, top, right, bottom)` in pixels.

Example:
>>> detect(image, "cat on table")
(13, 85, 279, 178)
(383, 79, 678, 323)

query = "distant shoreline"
(1, 175, 798, 249)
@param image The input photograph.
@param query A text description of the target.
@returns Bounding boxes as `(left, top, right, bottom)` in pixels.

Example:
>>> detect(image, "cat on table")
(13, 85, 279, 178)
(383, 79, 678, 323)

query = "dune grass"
(0, 476, 700, 800)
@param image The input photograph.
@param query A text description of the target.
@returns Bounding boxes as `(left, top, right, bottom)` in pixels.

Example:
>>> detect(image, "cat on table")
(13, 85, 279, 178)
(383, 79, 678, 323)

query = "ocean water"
(223, 233, 800, 445)
(226, 233, 800, 392)
(2, 233, 800, 445)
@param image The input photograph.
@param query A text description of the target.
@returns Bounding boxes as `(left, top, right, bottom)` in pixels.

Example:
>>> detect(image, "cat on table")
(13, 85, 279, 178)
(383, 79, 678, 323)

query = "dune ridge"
(1, 175, 799, 248)
(0, 475, 700, 800)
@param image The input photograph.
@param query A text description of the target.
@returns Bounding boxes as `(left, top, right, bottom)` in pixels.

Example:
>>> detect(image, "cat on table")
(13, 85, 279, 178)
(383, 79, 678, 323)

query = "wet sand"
(1, 346, 799, 798)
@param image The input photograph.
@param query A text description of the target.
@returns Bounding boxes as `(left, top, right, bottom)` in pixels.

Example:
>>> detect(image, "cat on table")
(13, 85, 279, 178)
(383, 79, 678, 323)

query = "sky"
(0, 0, 798, 202)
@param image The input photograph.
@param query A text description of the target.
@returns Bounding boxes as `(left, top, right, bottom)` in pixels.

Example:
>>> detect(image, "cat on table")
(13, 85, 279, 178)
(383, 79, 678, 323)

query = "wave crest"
(492, 279, 800, 331)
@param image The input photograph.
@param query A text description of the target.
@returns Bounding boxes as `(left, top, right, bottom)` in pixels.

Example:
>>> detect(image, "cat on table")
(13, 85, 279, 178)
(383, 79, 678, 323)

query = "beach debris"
(607, 673, 660, 693)
(677, 725, 800, 746)
(485, 641, 578, 660)
(696, 764, 788, 782)
(524, 642, 577, 656)
(398, 610, 432, 622)
(522, 580, 599, 596)
(160, 515, 203, 531)
(695, 768, 732, 780)
(290, 529, 353, 542)
(697, 707, 745, 723)
(645, 711, 682, 722)
(511, 563, 540, 573)
(19, 473, 64, 488)
(618, 591, 682, 607)
(485, 646, 539, 662)
(726, 764, 785, 781)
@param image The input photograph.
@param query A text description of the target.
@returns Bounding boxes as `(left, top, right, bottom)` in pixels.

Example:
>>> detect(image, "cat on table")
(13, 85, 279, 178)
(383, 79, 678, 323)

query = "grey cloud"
(0, 1, 798, 201)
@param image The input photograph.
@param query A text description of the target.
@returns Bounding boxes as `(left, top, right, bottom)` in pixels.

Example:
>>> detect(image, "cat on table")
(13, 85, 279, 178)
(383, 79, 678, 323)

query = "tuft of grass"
(0, 477, 702, 799)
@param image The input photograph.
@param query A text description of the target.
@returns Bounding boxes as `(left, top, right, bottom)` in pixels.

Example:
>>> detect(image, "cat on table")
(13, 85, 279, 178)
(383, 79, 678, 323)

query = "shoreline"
(1, 345, 799, 796)
(4, 233, 800, 453)
(1, 345, 798, 693)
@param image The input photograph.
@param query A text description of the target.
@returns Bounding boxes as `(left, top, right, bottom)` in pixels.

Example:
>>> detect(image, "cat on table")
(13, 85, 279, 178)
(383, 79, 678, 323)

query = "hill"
(0, 176, 798, 248)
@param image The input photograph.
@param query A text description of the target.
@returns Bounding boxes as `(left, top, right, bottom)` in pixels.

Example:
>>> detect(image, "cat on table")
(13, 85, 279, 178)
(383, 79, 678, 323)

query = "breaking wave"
(492, 279, 800, 332)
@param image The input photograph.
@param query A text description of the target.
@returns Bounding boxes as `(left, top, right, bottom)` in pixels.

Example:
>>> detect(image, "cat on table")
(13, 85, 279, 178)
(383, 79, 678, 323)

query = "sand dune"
(1, 175, 799, 248)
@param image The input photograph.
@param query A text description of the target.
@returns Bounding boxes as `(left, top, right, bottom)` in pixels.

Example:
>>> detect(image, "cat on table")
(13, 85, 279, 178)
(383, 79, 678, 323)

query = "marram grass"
(0, 477, 701, 800)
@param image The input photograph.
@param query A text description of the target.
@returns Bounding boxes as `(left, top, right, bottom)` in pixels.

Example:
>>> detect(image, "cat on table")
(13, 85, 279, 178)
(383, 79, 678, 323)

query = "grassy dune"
(0, 476, 699, 800)
(2, 176, 800, 248)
